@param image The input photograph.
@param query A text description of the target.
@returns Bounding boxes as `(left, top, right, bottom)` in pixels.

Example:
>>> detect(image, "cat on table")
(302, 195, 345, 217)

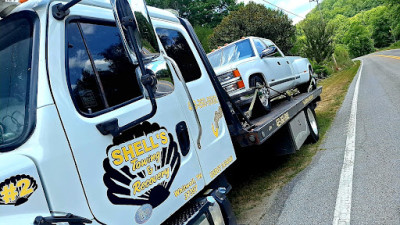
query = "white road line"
(332, 60, 363, 225)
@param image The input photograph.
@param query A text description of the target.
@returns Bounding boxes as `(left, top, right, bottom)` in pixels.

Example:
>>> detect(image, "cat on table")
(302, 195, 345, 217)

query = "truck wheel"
(298, 70, 316, 93)
(305, 106, 319, 143)
(250, 76, 271, 114)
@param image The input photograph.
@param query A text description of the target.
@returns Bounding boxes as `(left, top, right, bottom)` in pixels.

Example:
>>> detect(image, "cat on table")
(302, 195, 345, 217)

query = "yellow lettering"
(142, 139, 152, 153)
(133, 141, 144, 157)
(149, 136, 159, 149)
(160, 132, 168, 145)
(111, 149, 124, 166)
(121, 145, 135, 162)
(132, 180, 141, 196)
(130, 159, 138, 171)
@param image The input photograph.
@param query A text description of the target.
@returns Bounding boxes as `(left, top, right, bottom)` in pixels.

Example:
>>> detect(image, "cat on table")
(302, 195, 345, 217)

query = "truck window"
(66, 21, 142, 115)
(208, 51, 222, 68)
(156, 28, 201, 83)
(262, 39, 283, 57)
(207, 39, 255, 68)
(253, 38, 267, 55)
(0, 13, 35, 150)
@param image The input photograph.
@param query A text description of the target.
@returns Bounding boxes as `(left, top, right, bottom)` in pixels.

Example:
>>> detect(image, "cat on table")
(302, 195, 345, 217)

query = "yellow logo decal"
(0, 174, 37, 206)
(212, 107, 223, 137)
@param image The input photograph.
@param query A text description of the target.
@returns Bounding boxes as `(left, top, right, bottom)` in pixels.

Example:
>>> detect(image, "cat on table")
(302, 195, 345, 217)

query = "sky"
(239, 0, 323, 24)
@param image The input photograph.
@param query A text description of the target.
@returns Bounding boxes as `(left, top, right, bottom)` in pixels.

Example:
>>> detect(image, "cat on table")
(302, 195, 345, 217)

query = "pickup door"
(254, 38, 295, 95)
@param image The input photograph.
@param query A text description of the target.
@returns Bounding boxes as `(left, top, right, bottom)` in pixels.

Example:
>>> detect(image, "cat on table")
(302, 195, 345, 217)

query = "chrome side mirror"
(261, 46, 278, 58)
(98, 0, 162, 136)
(110, 0, 159, 64)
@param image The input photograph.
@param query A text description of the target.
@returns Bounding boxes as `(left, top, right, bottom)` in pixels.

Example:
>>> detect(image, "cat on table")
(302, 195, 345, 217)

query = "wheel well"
(249, 73, 266, 87)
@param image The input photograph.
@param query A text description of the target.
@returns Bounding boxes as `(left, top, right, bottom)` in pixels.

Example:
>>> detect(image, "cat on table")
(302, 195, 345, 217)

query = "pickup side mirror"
(260, 46, 278, 58)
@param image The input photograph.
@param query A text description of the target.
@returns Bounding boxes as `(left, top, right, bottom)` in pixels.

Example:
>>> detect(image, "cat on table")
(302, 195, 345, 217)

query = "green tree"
(302, 14, 334, 64)
(369, 7, 392, 48)
(328, 14, 350, 45)
(209, 2, 295, 54)
(343, 21, 374, 57)
(146, 0, 242, 28)
(194, 26, 213, 53)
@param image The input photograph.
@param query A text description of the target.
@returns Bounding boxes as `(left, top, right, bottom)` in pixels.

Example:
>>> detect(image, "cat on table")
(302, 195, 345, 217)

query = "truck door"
(153, 19, 237, 185)
(258, 39, 295, 93)
(47, 3, 206, 225)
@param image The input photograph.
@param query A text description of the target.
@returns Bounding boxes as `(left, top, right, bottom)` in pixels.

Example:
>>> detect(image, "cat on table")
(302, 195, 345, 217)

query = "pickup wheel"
(305, 106, 319, 143)
(250, 76, 271, 114)
(298, 70, 316, 93)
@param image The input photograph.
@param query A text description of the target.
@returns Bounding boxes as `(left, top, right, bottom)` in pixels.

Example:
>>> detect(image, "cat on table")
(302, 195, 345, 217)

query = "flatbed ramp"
(234, 86, 322, 147)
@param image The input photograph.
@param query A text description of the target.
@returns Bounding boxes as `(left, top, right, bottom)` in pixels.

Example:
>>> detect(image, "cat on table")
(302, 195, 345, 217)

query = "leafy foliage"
(146, 0, 242, 28)
(343, 21, 374, 58)
(302, 14, 334, 64)
(194, 26, 213, 53)
(209, 2, 295, 54)
(294, 0, 400, 70)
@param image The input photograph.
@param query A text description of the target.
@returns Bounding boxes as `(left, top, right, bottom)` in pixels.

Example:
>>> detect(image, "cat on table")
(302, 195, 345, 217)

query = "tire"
(305, 106, 319, 143)
(249, 76, 271, 114)
(298, 70, 316, 93)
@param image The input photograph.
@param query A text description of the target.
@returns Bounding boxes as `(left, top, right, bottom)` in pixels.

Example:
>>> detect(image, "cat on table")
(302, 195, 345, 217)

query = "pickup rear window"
(207, 39, 255, 68)
(0, 12, 37, 151)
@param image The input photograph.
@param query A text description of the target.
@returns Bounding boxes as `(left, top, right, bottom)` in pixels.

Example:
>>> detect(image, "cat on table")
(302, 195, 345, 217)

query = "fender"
(0, 154, 50, 223)
(235, 60, 268, 88)
(287, 57, 312, 85)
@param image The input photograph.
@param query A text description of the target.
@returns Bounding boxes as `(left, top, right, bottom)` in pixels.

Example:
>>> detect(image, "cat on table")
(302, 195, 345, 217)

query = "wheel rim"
(256, 81, 269, 107)
(307, 108, 318, 135)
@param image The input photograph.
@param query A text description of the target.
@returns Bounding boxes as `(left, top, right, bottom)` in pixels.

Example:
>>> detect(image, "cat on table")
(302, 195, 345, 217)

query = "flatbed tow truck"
(0, 0, 321, 224)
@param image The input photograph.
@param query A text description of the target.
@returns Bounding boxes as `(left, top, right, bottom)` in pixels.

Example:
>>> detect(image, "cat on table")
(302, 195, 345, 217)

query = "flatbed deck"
(234, 87, 322, 147)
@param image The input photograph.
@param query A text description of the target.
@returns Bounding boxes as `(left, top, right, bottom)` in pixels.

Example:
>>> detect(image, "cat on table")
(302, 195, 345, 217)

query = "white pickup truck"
(208, 37, 315, 113)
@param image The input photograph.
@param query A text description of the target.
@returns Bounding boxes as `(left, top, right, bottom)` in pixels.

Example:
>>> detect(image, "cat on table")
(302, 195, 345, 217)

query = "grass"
(225, 61, 361, 223)
(377, 41, 400, 51)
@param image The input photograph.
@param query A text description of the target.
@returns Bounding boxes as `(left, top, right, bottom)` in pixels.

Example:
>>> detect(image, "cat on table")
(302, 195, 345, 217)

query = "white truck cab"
(0, 0, 237, 224)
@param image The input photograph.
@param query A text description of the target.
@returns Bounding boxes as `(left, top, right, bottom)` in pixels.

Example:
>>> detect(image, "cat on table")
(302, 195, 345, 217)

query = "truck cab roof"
(7, 0, 179, 23)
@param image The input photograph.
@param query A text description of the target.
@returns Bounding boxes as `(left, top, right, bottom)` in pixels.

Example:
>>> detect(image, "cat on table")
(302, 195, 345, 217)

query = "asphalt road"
(259, 49, 400, 225)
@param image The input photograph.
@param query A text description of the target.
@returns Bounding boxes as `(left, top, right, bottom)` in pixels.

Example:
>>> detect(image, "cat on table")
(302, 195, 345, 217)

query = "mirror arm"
(163, 55, 202, 149)
(52, 0, 82, 20)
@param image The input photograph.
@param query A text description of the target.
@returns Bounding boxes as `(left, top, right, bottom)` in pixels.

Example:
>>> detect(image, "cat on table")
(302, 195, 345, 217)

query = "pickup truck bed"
(234, 87, 322, 147)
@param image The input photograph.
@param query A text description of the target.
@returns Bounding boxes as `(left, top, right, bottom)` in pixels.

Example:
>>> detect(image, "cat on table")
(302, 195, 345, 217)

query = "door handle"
(277, 62, 281, 65)
(176, 122, 190, 156)
(287, 61, 290, 64)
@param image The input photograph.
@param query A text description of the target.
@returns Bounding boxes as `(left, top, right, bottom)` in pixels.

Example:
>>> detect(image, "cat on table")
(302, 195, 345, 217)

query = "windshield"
(207, 39, 255, 68)
(0, 14, 34, 149)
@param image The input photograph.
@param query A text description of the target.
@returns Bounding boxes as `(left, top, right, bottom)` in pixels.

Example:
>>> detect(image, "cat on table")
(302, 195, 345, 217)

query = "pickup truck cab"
(208, 37, 315, 113)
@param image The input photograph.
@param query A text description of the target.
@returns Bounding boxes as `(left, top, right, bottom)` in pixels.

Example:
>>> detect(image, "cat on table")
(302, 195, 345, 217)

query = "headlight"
(218, 69, 245, 94)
